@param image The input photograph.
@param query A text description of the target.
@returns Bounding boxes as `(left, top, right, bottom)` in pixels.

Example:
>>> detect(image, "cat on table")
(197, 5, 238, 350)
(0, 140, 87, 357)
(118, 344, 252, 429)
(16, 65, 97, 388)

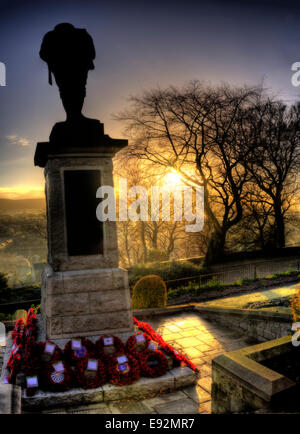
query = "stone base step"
(22, 366, 197, 411)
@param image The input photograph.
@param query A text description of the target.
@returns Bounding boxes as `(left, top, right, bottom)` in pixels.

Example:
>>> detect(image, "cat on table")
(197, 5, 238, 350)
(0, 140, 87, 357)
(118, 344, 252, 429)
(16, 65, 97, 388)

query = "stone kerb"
(211, 336, 296, 413)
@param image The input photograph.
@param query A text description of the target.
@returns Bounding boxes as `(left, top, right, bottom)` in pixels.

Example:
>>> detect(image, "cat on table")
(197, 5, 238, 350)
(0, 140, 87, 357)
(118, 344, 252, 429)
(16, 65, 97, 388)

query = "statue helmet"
(54, 23, 75, 32)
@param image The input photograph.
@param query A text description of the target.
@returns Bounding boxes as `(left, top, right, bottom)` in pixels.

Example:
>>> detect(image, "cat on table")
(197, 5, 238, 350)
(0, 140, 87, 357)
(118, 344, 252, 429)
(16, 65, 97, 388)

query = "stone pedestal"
(34, 120, 134, 339)
(41, 267, 133, 339)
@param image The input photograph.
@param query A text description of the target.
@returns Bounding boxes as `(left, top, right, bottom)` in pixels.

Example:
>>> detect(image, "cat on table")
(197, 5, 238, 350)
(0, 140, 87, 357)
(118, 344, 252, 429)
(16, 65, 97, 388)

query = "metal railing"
(164, 257, 300, 288)
(0, 257, 299, 313)
(0, 299, 40, 314)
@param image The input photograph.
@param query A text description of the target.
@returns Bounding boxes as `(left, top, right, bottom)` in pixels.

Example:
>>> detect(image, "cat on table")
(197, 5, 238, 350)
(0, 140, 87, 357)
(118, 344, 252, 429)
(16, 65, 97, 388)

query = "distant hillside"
(0, 198, 45, 211)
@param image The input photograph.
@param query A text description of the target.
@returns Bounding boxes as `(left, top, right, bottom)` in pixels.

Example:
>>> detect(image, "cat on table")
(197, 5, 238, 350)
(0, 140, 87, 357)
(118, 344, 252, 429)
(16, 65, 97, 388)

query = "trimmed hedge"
(131, 274, 167, 309)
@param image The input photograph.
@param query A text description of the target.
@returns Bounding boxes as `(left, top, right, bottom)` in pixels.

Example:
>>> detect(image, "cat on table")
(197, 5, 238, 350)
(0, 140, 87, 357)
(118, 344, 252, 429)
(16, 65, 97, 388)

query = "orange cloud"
(0, 186, 44, 199)
(6, 135, 31, 147)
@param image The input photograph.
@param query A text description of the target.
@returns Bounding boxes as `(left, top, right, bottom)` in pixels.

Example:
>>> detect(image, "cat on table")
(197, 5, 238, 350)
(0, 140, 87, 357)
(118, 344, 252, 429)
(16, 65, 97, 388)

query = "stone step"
(22, 366, 197, 411)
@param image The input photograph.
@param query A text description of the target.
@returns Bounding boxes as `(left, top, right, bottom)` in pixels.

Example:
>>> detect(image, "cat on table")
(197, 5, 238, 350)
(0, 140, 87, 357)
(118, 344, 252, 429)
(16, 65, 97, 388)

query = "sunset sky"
(0, 0, 300, 199)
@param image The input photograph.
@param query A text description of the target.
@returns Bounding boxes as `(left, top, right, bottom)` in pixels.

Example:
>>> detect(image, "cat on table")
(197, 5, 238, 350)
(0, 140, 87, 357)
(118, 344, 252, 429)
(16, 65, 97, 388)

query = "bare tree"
(116, 81, 260, 265)
(244, 99, 300, 248)
(227, 186, 276, 251)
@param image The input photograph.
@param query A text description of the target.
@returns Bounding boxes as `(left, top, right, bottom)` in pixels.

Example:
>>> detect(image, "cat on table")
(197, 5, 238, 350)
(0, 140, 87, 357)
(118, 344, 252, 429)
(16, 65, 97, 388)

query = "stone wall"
(194, 306, 292, 342)
(211, 336, 296, 414)
(212, 361, 269, 413)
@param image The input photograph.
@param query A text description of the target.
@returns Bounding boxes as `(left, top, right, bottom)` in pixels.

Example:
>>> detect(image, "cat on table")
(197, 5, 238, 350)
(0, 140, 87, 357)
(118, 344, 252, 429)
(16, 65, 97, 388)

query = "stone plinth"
(41, 267, 133, 339)
(34, 124, 134, 338)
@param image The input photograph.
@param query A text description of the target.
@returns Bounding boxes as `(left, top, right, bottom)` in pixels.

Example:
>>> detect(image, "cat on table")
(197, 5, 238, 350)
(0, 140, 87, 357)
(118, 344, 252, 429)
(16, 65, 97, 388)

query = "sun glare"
(164, 171, 182, 187)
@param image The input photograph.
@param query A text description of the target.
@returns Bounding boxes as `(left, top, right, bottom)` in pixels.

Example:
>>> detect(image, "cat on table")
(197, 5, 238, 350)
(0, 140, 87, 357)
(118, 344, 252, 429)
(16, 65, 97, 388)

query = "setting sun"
(164, 171, 182, 187)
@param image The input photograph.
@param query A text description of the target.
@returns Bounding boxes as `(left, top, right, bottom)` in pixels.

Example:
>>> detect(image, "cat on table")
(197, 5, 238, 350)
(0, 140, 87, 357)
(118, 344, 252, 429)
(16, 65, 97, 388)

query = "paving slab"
(142, 390, 187, 409)
(199, 400, 211, 414)
(199, 364, 212, 377)
(153, 397, 199, 414)
(197, 377, 212, 393)
(67, 403, 111, 414)
(108, 401, 154, 414)
(182, 385, 211, 404)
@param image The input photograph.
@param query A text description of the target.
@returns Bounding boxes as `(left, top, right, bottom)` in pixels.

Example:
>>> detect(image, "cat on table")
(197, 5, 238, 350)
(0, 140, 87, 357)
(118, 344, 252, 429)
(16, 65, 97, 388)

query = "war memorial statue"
(40, 23, 95, 123)
(34, 23, 132, 338)
(37, 22, 110, 148)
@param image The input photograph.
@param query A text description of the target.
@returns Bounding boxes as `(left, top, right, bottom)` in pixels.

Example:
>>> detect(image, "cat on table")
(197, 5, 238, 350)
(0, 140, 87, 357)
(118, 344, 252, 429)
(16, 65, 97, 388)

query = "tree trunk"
(204, 229, 226, 266)
(140, 221, 148, 263)
(124, 226, 132, 267)
(258, 225, 265, 250)
(274, 201, 285, 249)
(152, 223, 158, 249)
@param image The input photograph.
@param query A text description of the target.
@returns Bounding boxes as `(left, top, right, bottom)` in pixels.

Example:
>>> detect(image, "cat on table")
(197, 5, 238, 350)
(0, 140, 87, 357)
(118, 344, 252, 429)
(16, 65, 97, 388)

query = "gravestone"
(35, 24, 134, 339)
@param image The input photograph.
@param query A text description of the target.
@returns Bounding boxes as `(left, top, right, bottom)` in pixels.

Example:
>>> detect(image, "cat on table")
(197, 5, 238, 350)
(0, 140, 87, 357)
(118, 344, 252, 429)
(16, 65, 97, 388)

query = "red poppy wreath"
(40, 359, 73, 393)
(64, 337, 96, 367)
(107, 353, 140, 386)
(23, 341, 67, 392)
(139, 349, 168, 378)
(74, 357, 107, 390)
(6, 319, 25, 383)
(96, 334, 125, 361)
(36, 340, 64, 363)
(22, 308, 39, 376)
(125, 332, 151, 360)
(22, 340, 59, 378)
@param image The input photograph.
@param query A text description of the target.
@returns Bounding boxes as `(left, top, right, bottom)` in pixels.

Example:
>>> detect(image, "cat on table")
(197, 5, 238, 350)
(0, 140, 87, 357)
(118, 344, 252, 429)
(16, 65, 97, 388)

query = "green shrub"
(168, 281, 199, 299)
(146, 249, 169, 263)
(168, 277, 225, 299)
(205, 276, 222, 288)
(131, 274, 167, 309)
(0, 312, 13, 321)
(129, 260, 207, 290)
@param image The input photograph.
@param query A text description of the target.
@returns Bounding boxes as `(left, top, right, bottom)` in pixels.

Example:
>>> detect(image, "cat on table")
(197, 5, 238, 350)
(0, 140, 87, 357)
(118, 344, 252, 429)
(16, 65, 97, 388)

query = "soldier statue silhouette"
(35, 23, 127, 166)
(40, 23, 95, 123)
(39, 23, 104, 146)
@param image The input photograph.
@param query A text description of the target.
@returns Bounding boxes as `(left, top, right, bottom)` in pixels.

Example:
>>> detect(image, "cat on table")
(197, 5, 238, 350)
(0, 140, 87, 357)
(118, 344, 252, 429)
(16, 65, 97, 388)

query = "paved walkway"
(41, 312, 258, 414)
